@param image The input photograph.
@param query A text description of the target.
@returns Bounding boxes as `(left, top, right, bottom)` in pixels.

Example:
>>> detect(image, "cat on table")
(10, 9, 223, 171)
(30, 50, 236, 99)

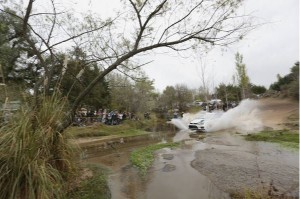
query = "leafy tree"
(235, 52, 250, 99)
(250, 84, 266, 95)
(270, 62, 299, 99)
(0, 1, 255, 198)
(58, 48, 111, 110)
(1, 0, 254, 123)
(133, 78, 156, 113)
(175, 84, 193, 112)
(0, 9, 33, 102)
(109, 73, 156, 114)
(159, 86, 177, 111)
(109, 73, 134, 111)
(158, 84, 193, 112)
(216, 83, 240, 103)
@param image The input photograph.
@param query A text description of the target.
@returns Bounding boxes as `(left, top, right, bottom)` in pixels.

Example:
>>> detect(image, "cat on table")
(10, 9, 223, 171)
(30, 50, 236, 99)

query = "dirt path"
(258, 97, 299, 130)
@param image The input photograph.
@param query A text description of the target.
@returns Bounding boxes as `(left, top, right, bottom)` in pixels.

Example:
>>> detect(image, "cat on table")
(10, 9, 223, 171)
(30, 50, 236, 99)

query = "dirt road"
(258, 97, 299, 130)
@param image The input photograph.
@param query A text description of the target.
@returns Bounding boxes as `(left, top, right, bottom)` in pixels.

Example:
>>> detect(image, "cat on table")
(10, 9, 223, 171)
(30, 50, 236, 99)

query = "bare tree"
(196, 57, 212, 101)
(1, 0, 254, 130)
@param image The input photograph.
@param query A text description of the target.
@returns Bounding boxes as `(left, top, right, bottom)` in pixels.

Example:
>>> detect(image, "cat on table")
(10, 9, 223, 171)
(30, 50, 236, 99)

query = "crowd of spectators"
(73, 108, 137, 126)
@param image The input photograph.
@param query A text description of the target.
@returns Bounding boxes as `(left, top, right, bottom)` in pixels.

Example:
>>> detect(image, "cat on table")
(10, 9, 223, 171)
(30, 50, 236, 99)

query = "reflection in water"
(145, 146, 230, 199)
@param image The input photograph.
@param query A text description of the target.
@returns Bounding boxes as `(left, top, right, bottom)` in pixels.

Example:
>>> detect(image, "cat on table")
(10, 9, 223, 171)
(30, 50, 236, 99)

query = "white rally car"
(188, 118, 205, 132)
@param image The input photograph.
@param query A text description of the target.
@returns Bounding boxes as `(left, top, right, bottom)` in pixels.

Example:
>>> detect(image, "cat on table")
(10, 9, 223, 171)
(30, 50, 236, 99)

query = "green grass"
(244, 130, 299, 149)
(67, 164, 110, 199)
(67, 123, 149, 138)
(0, 93, 78, 199)
(66, 118, 158, 138)
(130, 142, 180, 176)
(230, 189, 271, 199)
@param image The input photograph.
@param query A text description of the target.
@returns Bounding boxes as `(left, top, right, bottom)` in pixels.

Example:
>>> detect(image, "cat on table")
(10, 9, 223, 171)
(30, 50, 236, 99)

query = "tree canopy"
(235, 52, 250, 99)
(270, 61, 299, 99)
(0, 0, 252, 107)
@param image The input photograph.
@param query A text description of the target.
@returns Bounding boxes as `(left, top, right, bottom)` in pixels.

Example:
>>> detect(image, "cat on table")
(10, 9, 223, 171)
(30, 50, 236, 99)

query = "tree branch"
(22, 0, 34, 34)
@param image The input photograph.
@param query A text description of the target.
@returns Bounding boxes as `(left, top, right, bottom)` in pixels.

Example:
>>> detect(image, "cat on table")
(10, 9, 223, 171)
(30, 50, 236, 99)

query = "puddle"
(82, 127, 299, 199)
(144, 144, 230, 199)
(81, 100, 299, 198)
(84, 130, 231, 199)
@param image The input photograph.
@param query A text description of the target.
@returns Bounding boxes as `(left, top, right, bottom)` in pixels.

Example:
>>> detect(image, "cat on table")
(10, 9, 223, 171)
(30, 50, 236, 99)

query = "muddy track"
(191, 98, 299, 198)
(83, 97, 299, 199)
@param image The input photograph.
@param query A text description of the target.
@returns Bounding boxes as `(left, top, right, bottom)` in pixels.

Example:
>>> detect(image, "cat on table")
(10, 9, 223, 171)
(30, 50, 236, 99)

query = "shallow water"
(84, 130, 231, 199)
(144, 142, 230, 199)
(83, 113, 299, 199)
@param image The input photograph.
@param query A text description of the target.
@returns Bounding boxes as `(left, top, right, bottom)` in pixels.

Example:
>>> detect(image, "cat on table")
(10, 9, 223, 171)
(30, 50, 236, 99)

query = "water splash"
(169, 118, 189, 130)
(205, 99, 263, 133)
(169, 99, 263, 134)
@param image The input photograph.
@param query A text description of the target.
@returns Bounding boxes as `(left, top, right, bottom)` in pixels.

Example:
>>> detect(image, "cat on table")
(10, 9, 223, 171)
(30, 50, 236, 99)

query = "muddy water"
(83, 130, 230, 199)
(144, 142, 230, 199)
(83, 129, 299, 199)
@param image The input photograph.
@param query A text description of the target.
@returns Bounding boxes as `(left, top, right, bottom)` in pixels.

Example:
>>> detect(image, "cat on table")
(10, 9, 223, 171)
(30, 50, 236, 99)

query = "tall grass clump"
(0, 93, 78, 199)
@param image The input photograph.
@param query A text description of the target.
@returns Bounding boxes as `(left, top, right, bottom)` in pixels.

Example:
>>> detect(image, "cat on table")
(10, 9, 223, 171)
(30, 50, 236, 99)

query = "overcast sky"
(73, 0, 299, 92)
(143, 0, 299, 92)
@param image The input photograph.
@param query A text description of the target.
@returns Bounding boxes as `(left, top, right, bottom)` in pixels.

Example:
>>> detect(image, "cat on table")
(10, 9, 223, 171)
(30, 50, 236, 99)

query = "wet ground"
(83, 129, 299, 199)
(192, 131, 299, 198)
(82, 98, 299, 199)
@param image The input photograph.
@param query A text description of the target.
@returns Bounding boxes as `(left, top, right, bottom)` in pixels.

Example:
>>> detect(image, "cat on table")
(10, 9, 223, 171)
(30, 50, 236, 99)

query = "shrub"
(0, 93, 78, 199)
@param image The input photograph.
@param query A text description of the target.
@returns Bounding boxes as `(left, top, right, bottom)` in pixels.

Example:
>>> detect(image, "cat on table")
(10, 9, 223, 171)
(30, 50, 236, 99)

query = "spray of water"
(205, 99, 263, 133)
(170, 99, 263, 134)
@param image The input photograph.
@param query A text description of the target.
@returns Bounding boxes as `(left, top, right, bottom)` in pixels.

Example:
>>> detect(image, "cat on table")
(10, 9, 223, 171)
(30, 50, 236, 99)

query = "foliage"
(58, 48, 111, 110)
(0, 93, 78, 199)
(108, 73, 157, 113)
(175, 84, 194, 111)
(250, 84, 266, 95)
(230, 188, 272, 199)
(270, 62, 299, 99)
(1, 0, 253, 118)
(68, 113, 160, 138)
(0, 9, 31, 84)
(157, 84, 193, 113)
(66, 122, 149, 138)
(0, 1, 254, 196)
(130, 142, 180, 176)
(133, 77, 157, 113)
(156, 86, 177, 114)
(235, 52, 250, 99)
(244, 130, 299, 149)
(215, 83, 241, 102)
(109, 73, 134, 111)
(67, 164, 110, 199)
